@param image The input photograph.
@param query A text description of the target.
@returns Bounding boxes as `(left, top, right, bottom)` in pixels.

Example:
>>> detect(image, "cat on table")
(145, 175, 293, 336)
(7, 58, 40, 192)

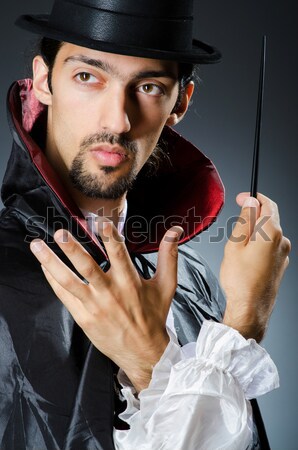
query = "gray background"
(0, 1, 297, 448)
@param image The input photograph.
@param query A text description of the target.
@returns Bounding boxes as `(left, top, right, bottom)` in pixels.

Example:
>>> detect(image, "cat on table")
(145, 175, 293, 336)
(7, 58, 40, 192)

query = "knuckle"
(77, 308, 101, 330)
(169, 245, 178, 259)
(271, 226, 283, 244)
(111, 244, 127, 260)
(229, 232, 247, 244)
(119, 276, 137, 292)
(239, 211, 250, 223)
(77, 316, 92, 330)
(281, 237, 291, 255)
(61, 274, 75, 291)
(53, 284, 65, 298)
(266, 198, 278, 213)
(269, 199, 278, 210)
(272, 200, 279, 212)
(81, 263, 97, 280)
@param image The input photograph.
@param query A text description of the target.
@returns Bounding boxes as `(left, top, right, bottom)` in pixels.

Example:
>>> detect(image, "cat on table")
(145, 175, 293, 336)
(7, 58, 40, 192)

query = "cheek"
(52, 92, 87, 129)
(132, 105, 174, 165)
(50, 93, 95, 150)
(138, 115, 169, 151)
(134, 129, 164, 171)
(133, 96, 177, 141)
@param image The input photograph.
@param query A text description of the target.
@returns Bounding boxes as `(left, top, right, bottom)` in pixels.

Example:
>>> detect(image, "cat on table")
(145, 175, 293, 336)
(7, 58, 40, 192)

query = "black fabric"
(251, 400, 271, 450)
(0, 81, 267, 449)
(15, 0, 222, 64)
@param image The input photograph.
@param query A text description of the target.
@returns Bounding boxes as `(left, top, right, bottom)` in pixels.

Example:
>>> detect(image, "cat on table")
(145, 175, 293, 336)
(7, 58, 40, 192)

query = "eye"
(137, 83, 164, 96)
(75, 72, 98, 84)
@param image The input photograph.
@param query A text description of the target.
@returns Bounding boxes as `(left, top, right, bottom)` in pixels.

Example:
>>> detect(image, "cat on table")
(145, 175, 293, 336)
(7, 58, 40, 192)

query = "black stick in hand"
(250, 35, 267, 198)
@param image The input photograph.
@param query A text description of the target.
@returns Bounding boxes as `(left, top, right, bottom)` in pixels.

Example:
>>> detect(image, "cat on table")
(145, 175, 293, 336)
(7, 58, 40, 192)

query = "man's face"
(34, 43, 189, 200)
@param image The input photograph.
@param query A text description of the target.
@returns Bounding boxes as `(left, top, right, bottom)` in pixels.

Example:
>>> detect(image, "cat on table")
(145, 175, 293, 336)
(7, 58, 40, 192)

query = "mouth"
(90, 145, 129, 167)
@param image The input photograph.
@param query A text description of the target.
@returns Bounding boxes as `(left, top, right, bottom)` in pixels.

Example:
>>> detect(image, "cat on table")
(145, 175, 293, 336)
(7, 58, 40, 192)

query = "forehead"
(55, 43, 179, 81)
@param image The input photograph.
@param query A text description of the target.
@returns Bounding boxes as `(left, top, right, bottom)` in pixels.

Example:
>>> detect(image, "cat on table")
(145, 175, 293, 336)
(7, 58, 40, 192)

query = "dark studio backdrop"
(0, 1, 297, 448)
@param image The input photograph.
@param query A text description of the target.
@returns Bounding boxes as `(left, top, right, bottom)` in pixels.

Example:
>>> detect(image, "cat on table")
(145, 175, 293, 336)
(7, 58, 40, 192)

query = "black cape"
(0, 80, 268, 449)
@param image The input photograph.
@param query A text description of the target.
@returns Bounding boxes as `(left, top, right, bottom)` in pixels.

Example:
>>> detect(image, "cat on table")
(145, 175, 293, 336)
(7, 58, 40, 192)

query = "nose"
(99, 85, 131, 135)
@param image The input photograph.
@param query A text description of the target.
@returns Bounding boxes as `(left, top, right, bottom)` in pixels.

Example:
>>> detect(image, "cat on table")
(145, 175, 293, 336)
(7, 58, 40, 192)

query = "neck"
(72, 190, 127, 228)
(59, 172, 127, 229)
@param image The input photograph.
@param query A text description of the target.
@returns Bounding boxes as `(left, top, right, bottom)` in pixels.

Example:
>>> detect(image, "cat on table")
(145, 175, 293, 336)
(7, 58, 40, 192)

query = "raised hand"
(30, 220, 183, 392)
(220, 192, 291, 342)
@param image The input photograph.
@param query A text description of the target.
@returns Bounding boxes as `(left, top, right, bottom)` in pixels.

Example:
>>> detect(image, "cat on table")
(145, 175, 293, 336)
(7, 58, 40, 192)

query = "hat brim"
(16, 14, 222, 64)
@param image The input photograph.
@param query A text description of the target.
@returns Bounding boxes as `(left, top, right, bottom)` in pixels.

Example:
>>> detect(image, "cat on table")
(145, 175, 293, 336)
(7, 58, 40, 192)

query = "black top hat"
(16, 0, 221, 64)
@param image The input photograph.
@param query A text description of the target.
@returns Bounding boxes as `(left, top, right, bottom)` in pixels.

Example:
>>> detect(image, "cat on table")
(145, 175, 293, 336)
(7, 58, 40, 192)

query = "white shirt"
(114, 317, 278, 450)
(83, 208, 279, 450)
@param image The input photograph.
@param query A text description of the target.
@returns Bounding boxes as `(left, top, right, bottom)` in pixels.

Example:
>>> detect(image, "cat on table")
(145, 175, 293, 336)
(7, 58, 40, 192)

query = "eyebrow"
(64, 55, 178, 81)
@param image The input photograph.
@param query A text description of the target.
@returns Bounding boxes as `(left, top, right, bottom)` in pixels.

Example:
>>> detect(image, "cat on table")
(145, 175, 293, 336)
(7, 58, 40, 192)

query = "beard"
(69, 132, 139, 200)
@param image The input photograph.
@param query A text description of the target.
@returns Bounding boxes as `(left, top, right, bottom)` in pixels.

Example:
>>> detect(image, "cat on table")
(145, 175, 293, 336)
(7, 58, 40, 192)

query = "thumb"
(230, 197, 260, 245)
(154, 226, 184, 300)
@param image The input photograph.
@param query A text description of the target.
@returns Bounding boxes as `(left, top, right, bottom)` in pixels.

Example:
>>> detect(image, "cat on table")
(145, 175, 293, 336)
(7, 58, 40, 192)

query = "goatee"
(69, 132, 138, 200)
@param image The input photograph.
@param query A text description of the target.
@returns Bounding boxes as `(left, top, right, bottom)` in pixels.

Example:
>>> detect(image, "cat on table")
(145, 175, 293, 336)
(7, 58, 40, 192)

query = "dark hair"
(174, 63, 196, 112)
(38, 37, 196, 103)
(39, 38, 64, 93)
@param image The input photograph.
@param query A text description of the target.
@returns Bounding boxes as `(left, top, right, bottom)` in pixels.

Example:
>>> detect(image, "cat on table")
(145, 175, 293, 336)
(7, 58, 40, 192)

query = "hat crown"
(47, 0, 195, 54)
(16, 0, 221, 64)
(52, 0, 194, 19)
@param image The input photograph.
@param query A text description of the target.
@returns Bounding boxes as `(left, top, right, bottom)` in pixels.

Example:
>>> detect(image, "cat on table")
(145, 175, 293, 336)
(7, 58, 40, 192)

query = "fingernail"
(166, 227, 184, 242)
(167, 231, 179, 242)
(31, 239, 44, 253)
(243, 197, 259, 208)
(55, 230, 69, 243)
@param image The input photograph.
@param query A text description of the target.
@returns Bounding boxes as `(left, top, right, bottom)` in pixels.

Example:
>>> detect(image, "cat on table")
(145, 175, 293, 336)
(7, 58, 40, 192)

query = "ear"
(166, 81, 195, 127)
(32, 56, 52, 106)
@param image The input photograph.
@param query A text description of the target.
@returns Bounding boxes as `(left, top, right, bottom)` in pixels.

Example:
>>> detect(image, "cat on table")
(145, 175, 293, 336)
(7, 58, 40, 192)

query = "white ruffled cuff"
(118, 320, 279, 427)
(194, 321, 279, 399)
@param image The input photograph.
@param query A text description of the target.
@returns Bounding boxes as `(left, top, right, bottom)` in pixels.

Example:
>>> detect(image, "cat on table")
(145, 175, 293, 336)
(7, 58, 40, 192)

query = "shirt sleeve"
(114, 320, 279, 450)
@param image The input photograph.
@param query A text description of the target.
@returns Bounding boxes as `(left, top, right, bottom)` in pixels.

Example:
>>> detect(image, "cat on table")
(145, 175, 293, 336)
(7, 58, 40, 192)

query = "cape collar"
(6, 79, 224, 254)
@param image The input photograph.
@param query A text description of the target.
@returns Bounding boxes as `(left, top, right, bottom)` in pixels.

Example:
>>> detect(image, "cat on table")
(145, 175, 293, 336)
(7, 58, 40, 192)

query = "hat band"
(49, 0, 193, 52)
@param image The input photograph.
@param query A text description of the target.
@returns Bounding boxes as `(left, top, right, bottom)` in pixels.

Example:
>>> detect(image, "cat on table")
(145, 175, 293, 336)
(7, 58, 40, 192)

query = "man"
(0, 0, 290, 449)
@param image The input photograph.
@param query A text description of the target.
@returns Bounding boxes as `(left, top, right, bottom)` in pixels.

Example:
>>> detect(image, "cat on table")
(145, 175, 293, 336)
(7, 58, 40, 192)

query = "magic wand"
(250, 35, 267, 198)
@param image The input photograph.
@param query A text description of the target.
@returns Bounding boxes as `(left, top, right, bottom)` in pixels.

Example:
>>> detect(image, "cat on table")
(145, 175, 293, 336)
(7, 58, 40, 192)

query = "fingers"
(97, 219, 138, 283)
(52, 229, 108, 288)
(31, 221, 141, 307)
(233, 192, 290, 248)
(237, 192, 280, 225)
(230, 196, 260, 245)
(41, 264, 130, 334)
(41, 266, 86, 319)
(154, 226, 184, 300)
(30, 238, 90, 300)
(282, 237, 291, 255)
(227, 192, 291, 262)
(33, 220, 138, 291)
(252, 193, 285, 247)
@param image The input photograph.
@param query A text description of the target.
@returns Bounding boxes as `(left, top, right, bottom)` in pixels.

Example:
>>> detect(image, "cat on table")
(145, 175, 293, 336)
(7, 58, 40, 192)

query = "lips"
(90, 145, 128, 167)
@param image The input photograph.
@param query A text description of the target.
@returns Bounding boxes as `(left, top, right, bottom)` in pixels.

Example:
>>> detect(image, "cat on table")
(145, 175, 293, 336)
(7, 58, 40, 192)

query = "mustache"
(80, 132, 138, 155)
